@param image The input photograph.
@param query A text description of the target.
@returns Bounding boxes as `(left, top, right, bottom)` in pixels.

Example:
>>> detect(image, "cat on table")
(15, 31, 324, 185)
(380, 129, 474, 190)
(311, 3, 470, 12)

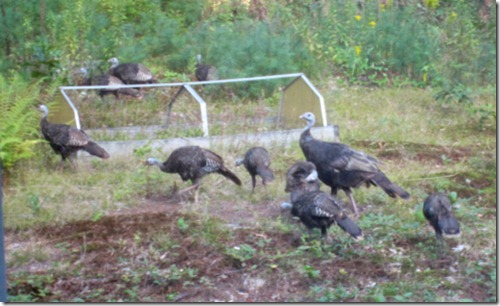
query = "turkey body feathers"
(195, 54, 218, 82)
(236, 147, 274, 191)
(285, 161, 363, 241)
(299, 112, 409, 216)
(291, 191, 363, 240)
(423, 193, 461, 239)
(107, 57, 157, 84)
(79, 68, 141, 98)
(147, 146, 241, 186)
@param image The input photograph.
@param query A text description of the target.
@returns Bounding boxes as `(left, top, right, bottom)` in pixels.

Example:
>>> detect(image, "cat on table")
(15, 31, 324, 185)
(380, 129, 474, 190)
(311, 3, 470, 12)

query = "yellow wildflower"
(450, 11, 457, 19)
(369, 21, 376, 28)
(423, 0, 439, 9)
(355, 46, 361, 57)
(355, 15, 362, 21)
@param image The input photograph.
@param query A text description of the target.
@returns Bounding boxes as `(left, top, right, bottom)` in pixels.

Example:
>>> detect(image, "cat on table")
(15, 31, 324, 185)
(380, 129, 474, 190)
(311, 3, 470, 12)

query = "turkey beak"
(304, 170, 318, 182)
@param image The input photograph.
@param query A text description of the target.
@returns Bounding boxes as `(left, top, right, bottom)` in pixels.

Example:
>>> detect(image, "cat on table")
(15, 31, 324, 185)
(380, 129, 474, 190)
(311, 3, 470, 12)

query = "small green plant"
(133, 144, 153, 158)
(165, 292, 180, 301)
(440, 154, 452, 165)
(309, 284, 358, 302)
(91, 211, 103, 222)
(225, 244, 256, 267)
(177, 217, 189, 232)
(394, 292, 414, 302)
(8, 273, 54, 302)
(448, 191, 458, 203)
(433, 82, 472, 104)
(302, 264, 320, 279)
(26, 193, 42, 215)
(166, 264, 198, 284)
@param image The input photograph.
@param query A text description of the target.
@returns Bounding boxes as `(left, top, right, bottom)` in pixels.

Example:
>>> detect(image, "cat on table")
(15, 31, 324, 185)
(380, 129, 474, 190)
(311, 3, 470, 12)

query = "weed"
(8, 273, 54, 302)
(26, 193, 42, 215)
(301, 264, 320, 279)
(133, 144, 153, 158)
(177, 217, 189, 232)
(312, 285, 358, 302)
(225, 244, 256, 267)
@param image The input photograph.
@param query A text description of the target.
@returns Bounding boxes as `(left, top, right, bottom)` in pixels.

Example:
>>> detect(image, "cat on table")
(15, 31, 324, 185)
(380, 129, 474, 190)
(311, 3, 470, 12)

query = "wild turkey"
(284, 161, 319, 194)
(78, 68, 142, 99)
(107, 57, 157, 87)
(39, 104, 109, 169)
(235, 146, 274, 192)
(423, 193, 461, 241)
(299, 112, 410, 216)
(195, 54, 218, 82)
(282, 161, 363, 241)
(146, 145, 242, 187)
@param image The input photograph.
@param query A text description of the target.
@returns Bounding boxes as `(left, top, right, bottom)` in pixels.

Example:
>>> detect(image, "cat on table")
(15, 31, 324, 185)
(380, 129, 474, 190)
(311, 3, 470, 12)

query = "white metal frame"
(59, 73, 326, 136)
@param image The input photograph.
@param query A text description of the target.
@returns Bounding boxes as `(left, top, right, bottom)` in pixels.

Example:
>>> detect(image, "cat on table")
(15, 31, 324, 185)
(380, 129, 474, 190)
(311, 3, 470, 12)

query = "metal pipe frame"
(59, 72, 326, 135)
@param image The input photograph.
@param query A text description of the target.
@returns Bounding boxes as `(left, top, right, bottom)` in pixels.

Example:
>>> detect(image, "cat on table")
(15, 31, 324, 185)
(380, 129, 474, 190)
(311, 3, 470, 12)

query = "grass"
(3, 84, 496, 302)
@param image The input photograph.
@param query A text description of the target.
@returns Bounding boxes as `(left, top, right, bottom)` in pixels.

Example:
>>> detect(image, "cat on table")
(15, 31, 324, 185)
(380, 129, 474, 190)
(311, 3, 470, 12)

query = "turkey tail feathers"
(258, 168, 275, 183)
(83, 142, 110, 159)
(219, 167, 242, 186)
(335, 216, 363, 240)
(372, 172, 410, 199)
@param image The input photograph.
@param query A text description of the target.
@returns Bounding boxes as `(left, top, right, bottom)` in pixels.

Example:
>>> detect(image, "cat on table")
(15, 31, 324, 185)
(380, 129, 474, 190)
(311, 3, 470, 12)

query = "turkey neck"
(300, 119, 315, 143)
(40, 108, 49, 130)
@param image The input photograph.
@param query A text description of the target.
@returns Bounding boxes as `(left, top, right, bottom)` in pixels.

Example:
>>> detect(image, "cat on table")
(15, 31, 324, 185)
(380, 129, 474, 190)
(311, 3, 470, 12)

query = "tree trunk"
(40, 0, 46, 35)
(0, 0, 11, 56)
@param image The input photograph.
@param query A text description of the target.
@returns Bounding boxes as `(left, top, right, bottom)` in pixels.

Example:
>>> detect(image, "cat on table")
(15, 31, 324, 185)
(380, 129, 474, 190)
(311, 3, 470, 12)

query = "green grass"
(4, 85, 496, 302)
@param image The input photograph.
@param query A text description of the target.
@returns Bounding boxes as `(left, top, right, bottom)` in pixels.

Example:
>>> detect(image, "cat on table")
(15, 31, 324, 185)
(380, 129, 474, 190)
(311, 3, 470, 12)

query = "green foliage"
(176, 217, 189, 232)
(0, 74, 43, 171)
(433, 81, 472, 104)
(309, 284, 358, 302)
(133, 144, 152, 158)
(0, 0, 494, 89)
(301, 264, 320, 279)
(177, 20, 316, 99)
(8, 272, 54, 302)
(225, 243, 256, 266)
(26, 193, 42, 215)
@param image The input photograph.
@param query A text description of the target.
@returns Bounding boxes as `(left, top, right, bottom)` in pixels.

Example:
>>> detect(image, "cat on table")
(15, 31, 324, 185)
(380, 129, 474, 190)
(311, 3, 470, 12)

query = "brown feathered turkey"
(79, 67, 142, 99)
(282, 161, 363, 241)
(299, 112, 409, 216)
(235, 146, 274, 192)
(40, 104, 109, 169)
(107, 57, 157, 87)
(146, 146, 241, 187)
(195, 54, 218, 82)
